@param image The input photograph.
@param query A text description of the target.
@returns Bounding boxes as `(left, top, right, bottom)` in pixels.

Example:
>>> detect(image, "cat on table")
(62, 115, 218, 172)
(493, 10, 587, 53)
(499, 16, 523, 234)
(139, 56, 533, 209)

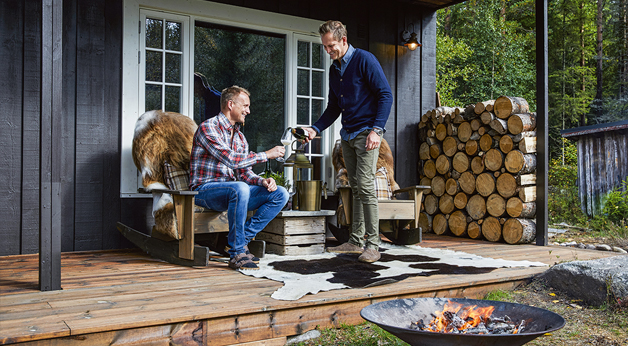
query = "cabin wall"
(0, 0, 437, 255)
(577, 130, 628, 216)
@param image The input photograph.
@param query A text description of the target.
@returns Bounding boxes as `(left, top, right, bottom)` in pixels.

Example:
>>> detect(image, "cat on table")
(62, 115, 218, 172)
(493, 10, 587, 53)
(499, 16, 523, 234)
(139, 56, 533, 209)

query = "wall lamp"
(401, 24, 421, 51)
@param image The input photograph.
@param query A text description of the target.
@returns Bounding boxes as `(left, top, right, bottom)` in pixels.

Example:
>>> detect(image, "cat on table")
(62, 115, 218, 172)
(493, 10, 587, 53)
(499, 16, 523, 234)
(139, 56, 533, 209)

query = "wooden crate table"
(256, 210, 336, 256)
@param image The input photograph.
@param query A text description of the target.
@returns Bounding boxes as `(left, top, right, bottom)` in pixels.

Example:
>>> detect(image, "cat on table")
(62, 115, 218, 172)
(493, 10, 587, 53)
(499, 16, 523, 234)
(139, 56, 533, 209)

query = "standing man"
(304, 20, 393, 263)
(189, 86, 289, 270)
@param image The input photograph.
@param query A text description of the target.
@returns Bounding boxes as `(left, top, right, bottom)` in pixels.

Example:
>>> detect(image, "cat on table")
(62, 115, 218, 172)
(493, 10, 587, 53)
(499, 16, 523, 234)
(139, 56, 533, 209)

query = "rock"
(540, 256, 628, 306)
(613, 247, 627, 254)
(595, 244, 612, 251)
(562, 241, 577, 247)
(586, 244, 597, 250)
(577, 243, 586, 249)
(286, 330, 322, 344)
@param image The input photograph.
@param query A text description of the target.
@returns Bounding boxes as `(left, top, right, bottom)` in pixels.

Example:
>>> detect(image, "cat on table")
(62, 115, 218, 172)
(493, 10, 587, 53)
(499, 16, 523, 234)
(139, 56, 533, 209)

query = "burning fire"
(410, 300, 527, 335)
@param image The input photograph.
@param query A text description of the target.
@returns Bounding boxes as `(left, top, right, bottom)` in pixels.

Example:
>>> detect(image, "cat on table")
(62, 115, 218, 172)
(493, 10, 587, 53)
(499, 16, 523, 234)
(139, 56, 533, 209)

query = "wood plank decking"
(0, 234, 622, 346)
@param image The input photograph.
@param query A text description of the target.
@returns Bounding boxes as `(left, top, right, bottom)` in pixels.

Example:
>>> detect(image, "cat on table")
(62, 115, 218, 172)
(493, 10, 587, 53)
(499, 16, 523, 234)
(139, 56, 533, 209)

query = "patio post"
(535, 0, 549, 246)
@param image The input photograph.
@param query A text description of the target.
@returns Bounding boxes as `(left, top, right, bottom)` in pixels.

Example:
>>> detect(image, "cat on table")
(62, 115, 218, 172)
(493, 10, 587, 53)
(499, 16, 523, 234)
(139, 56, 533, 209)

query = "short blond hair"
(220, 85, 250, 109)
(319, 20, 347, 41)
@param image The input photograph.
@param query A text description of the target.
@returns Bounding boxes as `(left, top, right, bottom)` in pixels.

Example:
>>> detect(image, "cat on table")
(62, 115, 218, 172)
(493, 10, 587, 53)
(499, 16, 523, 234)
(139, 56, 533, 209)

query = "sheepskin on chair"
(132, 110, 198, 239)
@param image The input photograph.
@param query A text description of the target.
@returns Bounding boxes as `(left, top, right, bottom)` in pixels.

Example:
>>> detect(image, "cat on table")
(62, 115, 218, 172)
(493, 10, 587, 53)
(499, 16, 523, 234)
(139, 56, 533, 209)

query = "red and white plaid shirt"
(189, 113, 267, 190)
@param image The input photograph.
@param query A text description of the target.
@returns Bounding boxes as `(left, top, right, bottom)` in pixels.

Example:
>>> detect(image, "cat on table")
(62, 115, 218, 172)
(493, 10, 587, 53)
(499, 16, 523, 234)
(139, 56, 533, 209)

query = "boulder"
(540, 255, 628, 306)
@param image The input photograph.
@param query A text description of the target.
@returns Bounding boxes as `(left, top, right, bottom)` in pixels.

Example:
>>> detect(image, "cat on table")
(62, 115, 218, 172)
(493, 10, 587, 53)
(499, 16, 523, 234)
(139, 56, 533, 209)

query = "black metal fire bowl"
(360, 298, 565, 346)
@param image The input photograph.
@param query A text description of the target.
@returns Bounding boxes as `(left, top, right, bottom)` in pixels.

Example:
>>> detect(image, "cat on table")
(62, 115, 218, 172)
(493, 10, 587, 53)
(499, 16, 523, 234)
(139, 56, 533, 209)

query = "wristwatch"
(372, 127, 384, 136)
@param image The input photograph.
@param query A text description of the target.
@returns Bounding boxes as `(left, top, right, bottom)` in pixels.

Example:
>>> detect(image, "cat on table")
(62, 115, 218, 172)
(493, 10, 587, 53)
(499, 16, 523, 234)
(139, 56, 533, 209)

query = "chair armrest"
(392, 185, 431, 195)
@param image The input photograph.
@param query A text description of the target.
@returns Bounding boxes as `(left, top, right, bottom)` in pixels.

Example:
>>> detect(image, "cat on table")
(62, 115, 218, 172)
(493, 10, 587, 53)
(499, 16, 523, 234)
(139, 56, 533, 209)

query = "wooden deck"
(1, 234, 622, 346)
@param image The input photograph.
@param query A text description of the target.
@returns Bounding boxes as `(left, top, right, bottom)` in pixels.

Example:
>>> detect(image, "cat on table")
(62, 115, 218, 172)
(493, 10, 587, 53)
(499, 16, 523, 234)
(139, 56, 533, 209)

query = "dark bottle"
(291, 127, 309, 141)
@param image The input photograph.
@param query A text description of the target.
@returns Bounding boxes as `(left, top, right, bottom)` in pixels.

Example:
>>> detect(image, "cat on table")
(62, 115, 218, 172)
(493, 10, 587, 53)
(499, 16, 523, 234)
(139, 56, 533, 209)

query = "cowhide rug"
(240, 244, 547, 301)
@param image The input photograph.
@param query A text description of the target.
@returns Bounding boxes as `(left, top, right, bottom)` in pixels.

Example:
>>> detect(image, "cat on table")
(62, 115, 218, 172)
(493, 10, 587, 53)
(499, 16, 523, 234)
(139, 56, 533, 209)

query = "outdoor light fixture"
(401, 24, 421, 51)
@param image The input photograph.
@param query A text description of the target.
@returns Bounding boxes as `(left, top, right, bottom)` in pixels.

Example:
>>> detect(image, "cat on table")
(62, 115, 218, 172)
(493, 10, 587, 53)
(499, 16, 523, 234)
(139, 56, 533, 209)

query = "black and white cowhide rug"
(240, 244, 547, 300)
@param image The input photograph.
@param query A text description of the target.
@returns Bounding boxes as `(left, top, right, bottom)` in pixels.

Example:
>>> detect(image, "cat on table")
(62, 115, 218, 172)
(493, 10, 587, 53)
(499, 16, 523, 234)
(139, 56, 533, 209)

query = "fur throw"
(132, 110, 198, 239)
(331, 138, 399, 192)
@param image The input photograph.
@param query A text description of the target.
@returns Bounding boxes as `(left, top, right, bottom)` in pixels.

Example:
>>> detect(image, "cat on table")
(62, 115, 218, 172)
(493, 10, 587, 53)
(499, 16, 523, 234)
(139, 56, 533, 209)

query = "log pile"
(417, 96, 537, 244)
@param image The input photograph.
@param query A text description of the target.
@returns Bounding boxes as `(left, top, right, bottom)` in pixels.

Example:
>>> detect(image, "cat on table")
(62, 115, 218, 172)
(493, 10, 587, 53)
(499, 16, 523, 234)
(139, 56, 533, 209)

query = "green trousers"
(341, 130, 380, 250)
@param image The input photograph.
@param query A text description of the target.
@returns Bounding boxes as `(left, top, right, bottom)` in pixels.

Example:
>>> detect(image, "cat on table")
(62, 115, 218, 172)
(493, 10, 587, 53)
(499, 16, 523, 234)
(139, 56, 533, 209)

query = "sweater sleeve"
(364, 54, 393, 130)
(312, 73, 341, 133)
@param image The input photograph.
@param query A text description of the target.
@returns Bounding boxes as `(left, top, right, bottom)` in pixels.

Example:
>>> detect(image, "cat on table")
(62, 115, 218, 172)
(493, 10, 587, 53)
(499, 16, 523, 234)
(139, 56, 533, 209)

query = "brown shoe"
(358, 248, 381, 263)
(327, 242, 363, 254)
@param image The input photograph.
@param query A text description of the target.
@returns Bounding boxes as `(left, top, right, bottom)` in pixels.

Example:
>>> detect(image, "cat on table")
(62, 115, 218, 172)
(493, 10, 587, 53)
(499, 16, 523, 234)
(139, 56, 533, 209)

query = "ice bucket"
(296, 180, 327, 211)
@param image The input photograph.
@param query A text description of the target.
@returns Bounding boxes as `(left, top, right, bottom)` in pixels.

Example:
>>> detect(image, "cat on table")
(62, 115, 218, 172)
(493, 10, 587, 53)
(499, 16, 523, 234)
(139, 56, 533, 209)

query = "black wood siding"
(0, 0, 436, 255)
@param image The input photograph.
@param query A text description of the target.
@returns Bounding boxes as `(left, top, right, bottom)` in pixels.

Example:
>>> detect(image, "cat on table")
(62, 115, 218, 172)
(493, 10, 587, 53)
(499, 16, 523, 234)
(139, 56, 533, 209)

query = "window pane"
(165, 86, 180, 112)
(145, 84, 161, 111)
(312, 43, 324, 69)
(312, 71, 324, 97)
(165, 21, 181, 51)
(146, 51, 162, 82)
(165, 53, 181, 83)
(297, 98, 309, 125)
(297, 41, 309, 67)
(297, 69, 309, 96)
(194, 22, 285, 174)
(145, 18, 163, 49)
(312, 99, 323, 123)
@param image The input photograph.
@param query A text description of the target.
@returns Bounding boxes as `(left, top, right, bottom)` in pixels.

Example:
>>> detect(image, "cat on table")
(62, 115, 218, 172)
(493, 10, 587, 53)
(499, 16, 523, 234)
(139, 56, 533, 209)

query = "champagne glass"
(276, 127, 293, 162)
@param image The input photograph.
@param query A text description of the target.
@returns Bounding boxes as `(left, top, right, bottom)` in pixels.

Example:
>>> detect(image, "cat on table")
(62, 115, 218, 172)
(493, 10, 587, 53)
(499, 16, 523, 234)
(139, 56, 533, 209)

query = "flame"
(425, 300, 496, 333)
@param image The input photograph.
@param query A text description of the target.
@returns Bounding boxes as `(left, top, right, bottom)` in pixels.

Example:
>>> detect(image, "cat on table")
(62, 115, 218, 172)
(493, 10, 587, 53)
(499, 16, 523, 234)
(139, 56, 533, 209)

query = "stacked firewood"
(417, 96, 537, 244)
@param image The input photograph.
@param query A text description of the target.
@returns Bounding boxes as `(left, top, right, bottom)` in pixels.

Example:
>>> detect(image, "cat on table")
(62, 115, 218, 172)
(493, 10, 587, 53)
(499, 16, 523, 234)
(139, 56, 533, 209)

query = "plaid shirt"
(189, 112, 267, 190)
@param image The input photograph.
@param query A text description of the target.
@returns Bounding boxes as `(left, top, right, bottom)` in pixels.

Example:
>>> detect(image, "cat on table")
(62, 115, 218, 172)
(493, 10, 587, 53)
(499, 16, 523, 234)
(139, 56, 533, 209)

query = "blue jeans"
(194, 181, 289, 258)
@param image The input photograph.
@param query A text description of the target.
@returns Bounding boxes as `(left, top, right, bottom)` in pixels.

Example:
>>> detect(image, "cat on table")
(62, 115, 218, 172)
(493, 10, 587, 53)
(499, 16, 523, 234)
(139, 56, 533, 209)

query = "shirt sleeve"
(196, 123, 267, 170)
(237, 167, 264, 186)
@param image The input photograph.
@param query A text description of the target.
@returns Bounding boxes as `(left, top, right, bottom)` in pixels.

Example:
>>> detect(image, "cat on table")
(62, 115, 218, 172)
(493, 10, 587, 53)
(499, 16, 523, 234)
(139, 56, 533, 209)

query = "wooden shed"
(561, 119, 628, 216)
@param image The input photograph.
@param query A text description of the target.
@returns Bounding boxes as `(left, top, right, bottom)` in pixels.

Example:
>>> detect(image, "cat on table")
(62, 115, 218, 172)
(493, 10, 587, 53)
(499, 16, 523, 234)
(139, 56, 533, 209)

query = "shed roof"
(560, 119, 628, 139)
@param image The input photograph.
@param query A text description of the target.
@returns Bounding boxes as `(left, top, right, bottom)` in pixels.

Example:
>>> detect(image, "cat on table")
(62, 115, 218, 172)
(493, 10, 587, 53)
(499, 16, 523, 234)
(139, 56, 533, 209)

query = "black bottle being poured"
(291, 127, 309, 141)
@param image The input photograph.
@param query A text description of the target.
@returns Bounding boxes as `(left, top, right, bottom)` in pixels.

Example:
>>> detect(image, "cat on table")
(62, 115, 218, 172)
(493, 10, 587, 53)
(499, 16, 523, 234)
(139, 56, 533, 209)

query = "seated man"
(189, 85, 289, 270)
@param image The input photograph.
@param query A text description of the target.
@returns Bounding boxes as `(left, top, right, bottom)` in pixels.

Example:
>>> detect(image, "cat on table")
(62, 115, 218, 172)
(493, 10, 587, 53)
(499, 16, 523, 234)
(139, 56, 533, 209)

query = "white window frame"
(121, 0, 336, 197)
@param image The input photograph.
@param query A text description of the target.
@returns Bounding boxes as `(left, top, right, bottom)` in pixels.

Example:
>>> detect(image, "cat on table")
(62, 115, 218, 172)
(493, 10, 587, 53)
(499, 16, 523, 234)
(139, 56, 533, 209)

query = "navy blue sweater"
(313, 48, 393, 134)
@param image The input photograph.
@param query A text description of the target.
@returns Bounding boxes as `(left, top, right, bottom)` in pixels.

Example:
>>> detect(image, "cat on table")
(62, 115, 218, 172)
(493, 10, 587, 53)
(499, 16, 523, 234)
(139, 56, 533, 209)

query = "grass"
(293, 283, 628, 346)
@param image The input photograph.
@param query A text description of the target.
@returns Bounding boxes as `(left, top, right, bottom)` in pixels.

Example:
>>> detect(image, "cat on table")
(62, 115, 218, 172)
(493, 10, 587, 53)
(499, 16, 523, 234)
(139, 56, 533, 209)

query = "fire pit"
(360, 298, 565, 346)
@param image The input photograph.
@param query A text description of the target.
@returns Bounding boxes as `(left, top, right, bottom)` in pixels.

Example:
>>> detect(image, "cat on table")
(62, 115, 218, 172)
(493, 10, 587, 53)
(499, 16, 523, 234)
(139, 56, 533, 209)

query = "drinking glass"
(276, 127, 293, 162)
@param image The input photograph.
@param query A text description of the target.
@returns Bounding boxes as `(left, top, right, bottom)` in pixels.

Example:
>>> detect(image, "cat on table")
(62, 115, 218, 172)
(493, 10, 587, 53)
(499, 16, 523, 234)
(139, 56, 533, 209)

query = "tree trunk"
(470, 118, 482, 131)
(439, 194, 455, 214)
(452, 151, 469, 173)
(471, 156, 485, 175)
(433, 213, 449, 235)
(465, 139, 479, 156)
(435, 155, 452, 175)
(458, 121, 472, 142)
(445, 178, 460, 196)
(420, 177, 432, 194)
(496, 172, 517, 198)
(489, 118, 508, 135)
(430, 143, 443, 159)
(507, 113, 536, 134)
(480, 111, 495, 124)
(476, 172, 496, 197)
(424, 194, 439, 215)
(466, 194, 486, 220)
(474, 100, 495, 114)
(519, 186, 536, 203)
(467, 221, 482, 239)
(506, 197, 537, 218)
(418, 212, 433, 233)
(449, 210, 468, 237)
(443, 136, 460, 157)
(595, 0, 604, 118)
(503, 218, 536, 244)
(487, 193, 506, 217)
(481, 216, 502, 242)
(499, 135, 514, 153)
(423, 159, 437, 178)
(504, 150, 536, 174)
(484, 148, 504, 171)
(431, 175, 446, 197)
(518, 137, 536, 153)
(516, 174, 536, 186)
(459, 171, 476, 194)
(494, 96, 530, 119)
(435, 123, 448, 141)
(419, 142, 430, 160)
(454, 192, 468, 209)
(479, 133, 498, 151)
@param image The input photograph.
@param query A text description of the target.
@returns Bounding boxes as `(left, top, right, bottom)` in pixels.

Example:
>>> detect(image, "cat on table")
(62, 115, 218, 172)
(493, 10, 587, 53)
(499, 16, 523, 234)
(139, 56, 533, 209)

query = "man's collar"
(217, 112, 239, 131)
(334, 44, 355, 67)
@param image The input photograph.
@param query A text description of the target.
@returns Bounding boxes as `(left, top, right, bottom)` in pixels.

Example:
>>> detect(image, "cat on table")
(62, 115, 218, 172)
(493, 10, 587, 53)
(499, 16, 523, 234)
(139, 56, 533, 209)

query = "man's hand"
(262, 177, 277, 192)
(302, 127, 317, 143)
(365, 130, 381, 151)
(265, 145, 285, 160)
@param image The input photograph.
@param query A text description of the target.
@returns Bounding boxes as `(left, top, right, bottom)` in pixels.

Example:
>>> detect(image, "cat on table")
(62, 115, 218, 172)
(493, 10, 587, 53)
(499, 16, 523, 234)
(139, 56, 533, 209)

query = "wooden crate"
(256, 210, 335, 256)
